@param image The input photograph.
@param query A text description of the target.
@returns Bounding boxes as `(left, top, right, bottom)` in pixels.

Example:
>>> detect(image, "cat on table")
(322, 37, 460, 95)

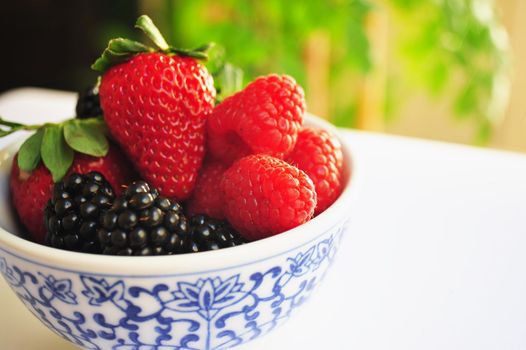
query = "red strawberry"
(94, 16, 217, 201)
(70, 147, 136, 195)
(10, 163, 52, 244)
(186, 160, 228, 219)
(99, 53, 215, 200)
(99, 52, 215, 200)
(10, 145, 135, 244)
(287, 127, 343, 215)
(207, 74, 305, 164)
(221, 154, 316, 241)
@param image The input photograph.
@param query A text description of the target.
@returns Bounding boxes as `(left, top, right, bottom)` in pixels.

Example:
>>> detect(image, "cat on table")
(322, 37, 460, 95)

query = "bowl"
(0, 114, 355, 350)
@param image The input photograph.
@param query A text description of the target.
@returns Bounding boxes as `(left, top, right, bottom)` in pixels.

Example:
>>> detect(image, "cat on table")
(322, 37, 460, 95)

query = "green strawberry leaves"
(169, 43, 213, 60)
(41, 125, 74, 182)
(205, 44, 244, 103)
(92, 15, 214, 73)
(6, 117, 109, 182)
(92, 38, 153, 73)
(91, 14, 243, 101)
(214, 63, 244, 103)
(18, 129, 44, 172)
(64, 119, 108, 157)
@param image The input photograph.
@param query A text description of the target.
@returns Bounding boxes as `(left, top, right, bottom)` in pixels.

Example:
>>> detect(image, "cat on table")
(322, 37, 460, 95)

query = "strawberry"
(1, 102, 135, 244)
(287, 127, 344, 215)
(10, 144, 135, 244)
(207, 74, 305, 164)
(186, 160, 228, 219)
(221, 154, 317, 241)
(10, 162, 52, 244)
(93, 16, 215, 200)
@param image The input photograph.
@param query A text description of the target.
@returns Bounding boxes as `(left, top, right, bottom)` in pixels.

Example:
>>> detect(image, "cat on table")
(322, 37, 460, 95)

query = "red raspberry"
(287, 127, 343, 215)
(221, 154, 316, 241)
(186, 160, 228, 219)
(207, 74, 305, 164)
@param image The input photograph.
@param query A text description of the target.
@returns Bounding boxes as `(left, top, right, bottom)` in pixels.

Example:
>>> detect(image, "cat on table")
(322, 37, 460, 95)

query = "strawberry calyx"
(92, 14, 244, 102)
(0, 116, 109, 182)
(92, 15, 213, 73)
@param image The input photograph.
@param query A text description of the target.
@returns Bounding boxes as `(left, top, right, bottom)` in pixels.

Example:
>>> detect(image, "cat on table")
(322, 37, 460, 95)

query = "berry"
(76, 87, 103, 119)
(10, 162, 53, 244)
(44, 172, 114, 253)
(186, 160, 228, 219)
(99, 52, 216, 200)
(98, 180, 190, 256)
(221, 154, 317, 241)
(71, 144, 137, 196)
(10, 144, 136, 243)
(286, 127, 344, 215)
(185, 214, 247, 253)
(207, 74, 305, 164)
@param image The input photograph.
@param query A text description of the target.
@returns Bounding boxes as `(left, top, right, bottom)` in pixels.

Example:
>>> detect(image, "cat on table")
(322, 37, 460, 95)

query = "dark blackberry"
(98, 181, 189, 256)
(45, 172, 114, 253)
(76, 87, 103, 119)
(183, 214, 247, 253)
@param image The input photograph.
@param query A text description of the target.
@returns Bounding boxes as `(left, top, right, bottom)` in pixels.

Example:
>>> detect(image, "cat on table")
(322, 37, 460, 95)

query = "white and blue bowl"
(0, 115, 355, 350)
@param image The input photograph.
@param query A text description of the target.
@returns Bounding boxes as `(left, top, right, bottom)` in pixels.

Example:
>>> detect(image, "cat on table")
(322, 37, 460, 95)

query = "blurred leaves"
(389, 0, 510, 141)
(164, 0, 372, 124)
(159, 0, 509, 141)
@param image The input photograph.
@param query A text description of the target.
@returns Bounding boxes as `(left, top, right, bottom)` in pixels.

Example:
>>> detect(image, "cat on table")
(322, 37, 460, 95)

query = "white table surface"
(1, 88, 526, 350)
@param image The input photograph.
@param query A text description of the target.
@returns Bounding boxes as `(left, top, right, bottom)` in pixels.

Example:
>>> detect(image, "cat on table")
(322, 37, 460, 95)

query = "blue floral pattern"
(0, 224, 345, 350)
(41, 273, 77, 305)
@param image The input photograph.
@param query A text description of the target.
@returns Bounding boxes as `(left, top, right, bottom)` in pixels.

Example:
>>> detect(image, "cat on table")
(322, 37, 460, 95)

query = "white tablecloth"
(1, 88, 525, 349)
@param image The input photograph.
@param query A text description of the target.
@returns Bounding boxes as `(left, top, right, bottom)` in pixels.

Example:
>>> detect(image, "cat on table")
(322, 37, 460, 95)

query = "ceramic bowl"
(0, 114, 355, 350)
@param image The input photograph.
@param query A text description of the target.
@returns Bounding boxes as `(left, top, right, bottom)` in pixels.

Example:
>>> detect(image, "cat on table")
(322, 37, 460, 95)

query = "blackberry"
(98, 181, 189, 256)
(76, 87, 103, 119)
(45, 172, 114, 253)
(184, 214, 247, 253)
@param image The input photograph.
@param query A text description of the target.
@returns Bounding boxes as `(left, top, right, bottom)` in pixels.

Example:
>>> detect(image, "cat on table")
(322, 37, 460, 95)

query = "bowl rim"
(0, 114, 359, 276)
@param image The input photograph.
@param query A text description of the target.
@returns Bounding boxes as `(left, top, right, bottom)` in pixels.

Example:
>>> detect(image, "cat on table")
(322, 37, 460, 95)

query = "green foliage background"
(156, 0, 509, 141)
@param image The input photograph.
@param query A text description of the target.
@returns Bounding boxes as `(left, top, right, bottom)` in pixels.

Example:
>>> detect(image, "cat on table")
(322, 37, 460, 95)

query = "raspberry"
(207, 74, 305, 164)
(45, 172, 114, 253)
(287, 127, 343, 215)
(221, 154, 317, 241)
(186, 160, 228, 219)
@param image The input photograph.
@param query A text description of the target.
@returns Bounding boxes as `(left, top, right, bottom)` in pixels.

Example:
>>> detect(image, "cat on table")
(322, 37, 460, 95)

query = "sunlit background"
(1, 0, 524, 152)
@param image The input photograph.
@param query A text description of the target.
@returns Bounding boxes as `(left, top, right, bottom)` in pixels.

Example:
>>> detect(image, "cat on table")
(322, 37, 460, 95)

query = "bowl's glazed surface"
(0, 115, 355, 350)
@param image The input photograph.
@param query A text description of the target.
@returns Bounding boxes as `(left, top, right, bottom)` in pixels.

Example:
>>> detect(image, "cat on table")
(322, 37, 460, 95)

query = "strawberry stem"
(0, 117, 104, 137)
(92, 15, 214, 73)
(135, 15, 170, 52)
(0, 118, 53, 137)
(0, 119, 24, 128)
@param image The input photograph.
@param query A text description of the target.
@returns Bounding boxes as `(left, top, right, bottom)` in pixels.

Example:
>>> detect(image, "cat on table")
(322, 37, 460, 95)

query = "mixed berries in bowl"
(0, 16, 355, 350)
